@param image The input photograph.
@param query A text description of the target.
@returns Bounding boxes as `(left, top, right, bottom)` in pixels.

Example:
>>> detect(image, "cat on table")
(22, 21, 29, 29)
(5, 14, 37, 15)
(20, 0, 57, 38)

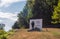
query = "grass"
(8, 28, 60, 39)
(49, 29, 60, 39)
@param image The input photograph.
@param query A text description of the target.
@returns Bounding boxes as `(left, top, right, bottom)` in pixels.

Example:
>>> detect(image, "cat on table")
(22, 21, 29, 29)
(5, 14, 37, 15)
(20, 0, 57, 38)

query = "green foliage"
(17, 5, 29, 28)
(0, 30, 14, 39)
(0, 30, 7, 39)
(52, 0, 60, 24)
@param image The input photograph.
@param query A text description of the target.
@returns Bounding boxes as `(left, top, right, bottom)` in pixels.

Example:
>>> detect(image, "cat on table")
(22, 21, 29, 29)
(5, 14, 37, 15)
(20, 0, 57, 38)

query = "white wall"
(29, 19, 43, 30)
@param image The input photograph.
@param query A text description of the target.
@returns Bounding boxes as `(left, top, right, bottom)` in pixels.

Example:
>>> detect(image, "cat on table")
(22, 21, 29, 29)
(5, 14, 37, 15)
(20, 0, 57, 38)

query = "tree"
(32, 0, 58, 26)
(26, 0, 35, 22)
(12, 21, 20, 29)
(18, 4, 29, 28)
(52, 0, 60, 24)
(17, 0, 59, 28)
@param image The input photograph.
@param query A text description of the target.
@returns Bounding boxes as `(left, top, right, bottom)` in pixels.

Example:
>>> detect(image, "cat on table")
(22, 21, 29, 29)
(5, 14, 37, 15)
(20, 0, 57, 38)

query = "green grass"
(50, 31, 60, 39)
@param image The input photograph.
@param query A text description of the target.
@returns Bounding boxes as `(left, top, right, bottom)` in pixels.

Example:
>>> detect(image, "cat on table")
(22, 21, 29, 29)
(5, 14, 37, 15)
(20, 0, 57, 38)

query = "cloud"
(0, 12, 18, 21)
(3, 19, 16, 31)
(0, 20, 2, 22)
(0, 11, 18, 31)
(0, 0, 26, 7)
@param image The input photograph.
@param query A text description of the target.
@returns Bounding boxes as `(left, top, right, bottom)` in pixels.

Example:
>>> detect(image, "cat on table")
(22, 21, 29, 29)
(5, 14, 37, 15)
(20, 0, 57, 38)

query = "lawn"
(8, 28, 60, 39)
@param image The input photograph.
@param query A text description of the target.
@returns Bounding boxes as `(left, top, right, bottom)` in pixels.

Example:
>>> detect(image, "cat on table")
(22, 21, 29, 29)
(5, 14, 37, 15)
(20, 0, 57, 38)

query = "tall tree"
(27, 0, 35, 21)
(32, 0, 58, 26)
(18, 4, 29, 28)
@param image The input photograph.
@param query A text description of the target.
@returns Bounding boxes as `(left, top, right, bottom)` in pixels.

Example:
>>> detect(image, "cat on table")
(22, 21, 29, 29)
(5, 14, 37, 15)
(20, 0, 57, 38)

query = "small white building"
(29, 19, 43, 31)
(0, 24, 5, 30)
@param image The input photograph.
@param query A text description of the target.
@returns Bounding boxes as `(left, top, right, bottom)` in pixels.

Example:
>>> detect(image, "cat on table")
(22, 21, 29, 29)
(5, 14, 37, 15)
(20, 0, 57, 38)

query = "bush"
(0, 30, 14, 39)
(0, 30, 7, 39)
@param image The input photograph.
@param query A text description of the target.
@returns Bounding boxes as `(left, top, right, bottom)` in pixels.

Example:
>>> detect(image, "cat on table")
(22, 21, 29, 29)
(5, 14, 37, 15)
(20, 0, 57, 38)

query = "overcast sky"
(0, 0, 26, 31)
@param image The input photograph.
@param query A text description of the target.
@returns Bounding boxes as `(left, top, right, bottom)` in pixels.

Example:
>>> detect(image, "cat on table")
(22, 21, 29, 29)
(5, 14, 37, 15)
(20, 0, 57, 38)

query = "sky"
(0, 0, 26, 31)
